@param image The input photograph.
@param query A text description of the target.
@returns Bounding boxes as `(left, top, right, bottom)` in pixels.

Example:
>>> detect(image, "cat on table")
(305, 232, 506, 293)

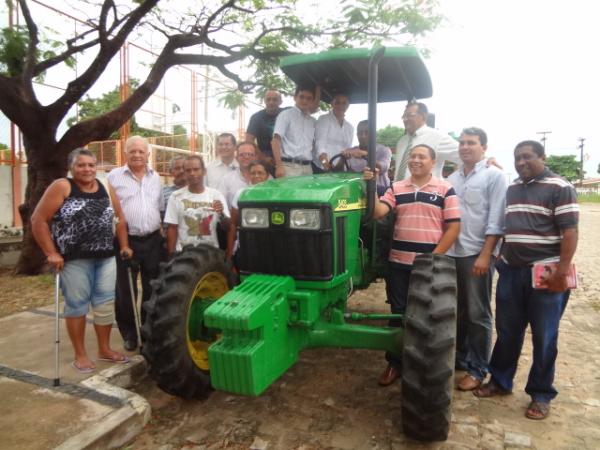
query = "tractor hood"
(238, 173, 365, 211)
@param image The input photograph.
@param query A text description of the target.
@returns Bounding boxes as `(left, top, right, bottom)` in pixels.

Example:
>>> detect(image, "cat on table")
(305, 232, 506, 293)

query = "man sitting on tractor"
(363, 144, 461, 386)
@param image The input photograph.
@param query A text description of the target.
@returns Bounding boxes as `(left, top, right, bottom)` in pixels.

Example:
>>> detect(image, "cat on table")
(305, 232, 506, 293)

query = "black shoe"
(124, 339, 138, 351)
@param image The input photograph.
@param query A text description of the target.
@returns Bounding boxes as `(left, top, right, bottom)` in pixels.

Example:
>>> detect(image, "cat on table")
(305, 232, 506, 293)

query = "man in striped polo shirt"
(474, 141, 579, 421)
(364, 144, 461, 386)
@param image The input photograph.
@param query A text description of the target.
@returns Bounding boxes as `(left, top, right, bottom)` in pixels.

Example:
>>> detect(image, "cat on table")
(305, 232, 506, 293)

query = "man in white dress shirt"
(394, 102, 459, 181)
(107, 135, 163, 351)
(206, 133, 239, 188)
(272, 84, 317, 178)
(312, 93, 353, 173)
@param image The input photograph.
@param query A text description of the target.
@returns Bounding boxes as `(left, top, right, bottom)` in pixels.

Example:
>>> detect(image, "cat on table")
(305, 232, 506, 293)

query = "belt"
(281, 156, 311, 165)
(128, 230, 160, 241)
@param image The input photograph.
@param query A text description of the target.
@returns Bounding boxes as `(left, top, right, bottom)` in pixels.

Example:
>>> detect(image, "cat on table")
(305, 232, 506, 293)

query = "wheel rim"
(186, 271, 229, 371)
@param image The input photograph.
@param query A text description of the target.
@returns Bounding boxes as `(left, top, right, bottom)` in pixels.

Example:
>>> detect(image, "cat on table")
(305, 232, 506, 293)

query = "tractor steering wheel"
(328, 152, 352, 173)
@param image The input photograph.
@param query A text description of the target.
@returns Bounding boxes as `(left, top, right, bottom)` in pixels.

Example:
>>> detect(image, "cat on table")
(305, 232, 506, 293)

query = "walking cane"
(125, 259, 142, 349)
(53, 271, 61, 387)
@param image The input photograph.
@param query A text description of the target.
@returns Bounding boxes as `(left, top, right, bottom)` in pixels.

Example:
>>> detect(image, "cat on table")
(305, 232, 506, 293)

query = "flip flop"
(97, 354, 130, 364)
(525, 401, 550, 420)
(71, 360, 94, 374)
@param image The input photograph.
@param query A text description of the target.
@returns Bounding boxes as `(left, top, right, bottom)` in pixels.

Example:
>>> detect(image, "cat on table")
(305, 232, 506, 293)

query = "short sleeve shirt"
(273, 106, 316, 161)
(164, 187, 230, 251)
(380, 176, 461, 268)
(246, 108, 284, 158)
(502, 168, 579, 266)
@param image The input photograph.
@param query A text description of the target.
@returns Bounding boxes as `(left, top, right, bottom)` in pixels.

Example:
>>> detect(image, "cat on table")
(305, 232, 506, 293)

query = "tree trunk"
(15, 144, 68, 275)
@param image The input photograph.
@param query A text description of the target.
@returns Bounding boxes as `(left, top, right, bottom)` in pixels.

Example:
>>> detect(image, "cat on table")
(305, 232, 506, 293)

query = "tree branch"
(45, 0, 160, 123)
(17, 0, 39, 86)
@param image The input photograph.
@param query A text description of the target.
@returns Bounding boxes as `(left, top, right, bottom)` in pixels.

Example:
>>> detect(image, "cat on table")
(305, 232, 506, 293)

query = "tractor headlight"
(289, 209, 321, 230)
(241, 208, 269, 228)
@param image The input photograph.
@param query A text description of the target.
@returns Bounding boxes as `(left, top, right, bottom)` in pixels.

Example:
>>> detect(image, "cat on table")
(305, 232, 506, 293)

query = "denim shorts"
(60, 257, 116, 317)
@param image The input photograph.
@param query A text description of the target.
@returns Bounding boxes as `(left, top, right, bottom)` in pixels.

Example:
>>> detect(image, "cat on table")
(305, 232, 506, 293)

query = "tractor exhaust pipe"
(365, 46, 386, 222)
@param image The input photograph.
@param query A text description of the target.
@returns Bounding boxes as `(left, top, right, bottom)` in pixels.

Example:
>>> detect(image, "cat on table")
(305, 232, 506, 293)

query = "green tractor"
(141, 47, 458, 442)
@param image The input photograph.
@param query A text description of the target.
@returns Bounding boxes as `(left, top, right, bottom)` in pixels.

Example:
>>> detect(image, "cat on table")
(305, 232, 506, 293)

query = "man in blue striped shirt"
(108, 136, 163, 351)
(474, 140, 578, 421)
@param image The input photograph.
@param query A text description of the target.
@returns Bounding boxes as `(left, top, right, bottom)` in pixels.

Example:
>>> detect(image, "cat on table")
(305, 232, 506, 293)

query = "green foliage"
(218, 90, 246, 110)
(0, 25, 74, 80)
(546, 155, 582, 182)
(0, 27, 28, 76)
(0, 142, 8, 150)
(376, 125, 405, 148)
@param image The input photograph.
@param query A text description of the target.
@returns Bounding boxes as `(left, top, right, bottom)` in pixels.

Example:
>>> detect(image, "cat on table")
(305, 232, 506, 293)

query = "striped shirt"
(107, 164, 163, 237)
(381, 176, 461, 268)
(502, 168, 578, 266)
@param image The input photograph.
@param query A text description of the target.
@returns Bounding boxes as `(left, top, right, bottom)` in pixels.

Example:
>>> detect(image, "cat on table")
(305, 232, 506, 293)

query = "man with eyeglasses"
(206, 133, 239, 188)
(217, 142, 258, 207)
(394, 102, 460, 181)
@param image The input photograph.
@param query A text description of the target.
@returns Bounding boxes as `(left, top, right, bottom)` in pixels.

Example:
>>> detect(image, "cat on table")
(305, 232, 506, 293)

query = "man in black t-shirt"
(246, 89, 283, 172)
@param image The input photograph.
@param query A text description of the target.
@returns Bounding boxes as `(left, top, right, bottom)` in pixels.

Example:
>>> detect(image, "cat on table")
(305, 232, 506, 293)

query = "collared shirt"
(217, 168, 250, 207)
(273, 105, 316, 161)
(345, 143, 392, 191)
(394, 125, 459, 180)
(447, 159, 507, 257)
(107, 164, 162, 236)
(205, 159, 239, 189)
(380, 176, 461, 268)
(502, 167, 579, 267)
(313, 111, 354, 169)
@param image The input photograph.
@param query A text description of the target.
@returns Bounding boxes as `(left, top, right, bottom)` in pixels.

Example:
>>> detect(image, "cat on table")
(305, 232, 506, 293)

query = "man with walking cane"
(108, 136, 163, 351)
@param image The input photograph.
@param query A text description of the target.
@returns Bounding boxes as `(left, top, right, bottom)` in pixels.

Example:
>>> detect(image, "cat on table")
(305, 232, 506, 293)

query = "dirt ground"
(121, 203, 600, 450)
(0, 268, 54, 318)
(2, 205, 600, 449)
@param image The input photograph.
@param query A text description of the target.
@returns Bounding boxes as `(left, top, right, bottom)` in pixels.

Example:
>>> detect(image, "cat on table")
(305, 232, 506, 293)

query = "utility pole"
(536, 131, 552, 149)
(578, 137, 586, 187)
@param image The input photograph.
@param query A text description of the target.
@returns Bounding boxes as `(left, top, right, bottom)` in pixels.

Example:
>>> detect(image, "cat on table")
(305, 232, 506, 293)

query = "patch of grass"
(578, 193, 600, 203)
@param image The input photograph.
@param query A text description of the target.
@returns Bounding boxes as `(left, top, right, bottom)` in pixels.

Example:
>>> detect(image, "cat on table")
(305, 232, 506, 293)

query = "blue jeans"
(489, 260, 569, 403)
(60, 257, 116, 317)
(454, 255, 494, 380)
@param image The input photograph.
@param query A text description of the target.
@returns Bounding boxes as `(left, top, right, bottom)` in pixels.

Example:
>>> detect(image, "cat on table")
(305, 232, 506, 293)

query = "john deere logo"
(271, 211, 285, 225)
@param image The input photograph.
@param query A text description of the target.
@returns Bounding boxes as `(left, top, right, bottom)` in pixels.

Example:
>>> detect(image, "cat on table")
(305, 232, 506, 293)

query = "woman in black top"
(31, 148, 132, 373)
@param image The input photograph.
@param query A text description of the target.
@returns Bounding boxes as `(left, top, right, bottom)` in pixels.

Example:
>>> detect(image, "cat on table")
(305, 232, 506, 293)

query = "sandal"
(473, 381, 511, 398)
(525, 401, 550, 420)
(71, 360, 94, 374)
(97, 353, 130, 364)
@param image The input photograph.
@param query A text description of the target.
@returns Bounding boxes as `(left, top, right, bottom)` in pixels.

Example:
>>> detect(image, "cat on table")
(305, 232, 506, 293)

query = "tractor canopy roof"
(280, 46, 432, 104)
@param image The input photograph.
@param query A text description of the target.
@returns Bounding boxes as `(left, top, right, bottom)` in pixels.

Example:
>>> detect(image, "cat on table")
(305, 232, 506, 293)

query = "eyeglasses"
(238, 153, 255, 157)
(402, 112, 419, 120)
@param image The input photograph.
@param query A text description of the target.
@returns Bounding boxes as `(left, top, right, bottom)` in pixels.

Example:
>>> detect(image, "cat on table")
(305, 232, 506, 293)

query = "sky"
(2, 0, 599, 178)
(340, 0, 600, 179)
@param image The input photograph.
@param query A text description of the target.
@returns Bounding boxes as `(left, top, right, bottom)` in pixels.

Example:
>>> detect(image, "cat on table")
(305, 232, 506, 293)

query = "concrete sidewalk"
(0, 303, 150, 450)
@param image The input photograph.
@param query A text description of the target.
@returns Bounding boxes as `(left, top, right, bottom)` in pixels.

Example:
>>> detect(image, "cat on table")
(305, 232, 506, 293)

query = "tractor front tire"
(141, 245, 235, 399)
(401, 253, 457, 441)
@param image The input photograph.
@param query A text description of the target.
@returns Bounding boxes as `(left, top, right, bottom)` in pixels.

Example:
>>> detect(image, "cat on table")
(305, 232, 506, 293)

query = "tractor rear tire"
(141, 244, 235, 399)
(401, 253, 457, 441)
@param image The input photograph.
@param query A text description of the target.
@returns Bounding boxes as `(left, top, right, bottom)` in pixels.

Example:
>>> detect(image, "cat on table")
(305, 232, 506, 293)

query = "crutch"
(125, 259, 142, 349)
(53, 271, 61, 387)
